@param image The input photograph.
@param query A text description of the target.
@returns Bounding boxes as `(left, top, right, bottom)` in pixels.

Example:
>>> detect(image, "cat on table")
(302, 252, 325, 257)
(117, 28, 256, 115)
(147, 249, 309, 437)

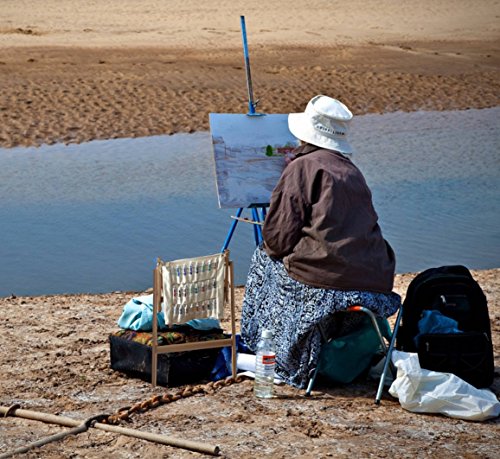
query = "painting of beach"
(210, 113, 297, 208)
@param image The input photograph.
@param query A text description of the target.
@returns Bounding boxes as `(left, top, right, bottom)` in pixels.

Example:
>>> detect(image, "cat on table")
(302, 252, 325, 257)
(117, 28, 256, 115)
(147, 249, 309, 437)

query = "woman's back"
(263, 144, 396, 293)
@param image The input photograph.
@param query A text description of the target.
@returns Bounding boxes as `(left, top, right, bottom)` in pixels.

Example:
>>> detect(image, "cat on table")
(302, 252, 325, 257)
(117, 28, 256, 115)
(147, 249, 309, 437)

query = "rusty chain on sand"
(103, 375, 248, 425)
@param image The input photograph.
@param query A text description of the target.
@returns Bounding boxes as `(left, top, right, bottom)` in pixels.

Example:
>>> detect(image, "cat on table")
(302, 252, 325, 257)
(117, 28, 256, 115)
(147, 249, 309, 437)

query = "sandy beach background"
(0, 1, 499, 457)
(0, 0, 499, 148)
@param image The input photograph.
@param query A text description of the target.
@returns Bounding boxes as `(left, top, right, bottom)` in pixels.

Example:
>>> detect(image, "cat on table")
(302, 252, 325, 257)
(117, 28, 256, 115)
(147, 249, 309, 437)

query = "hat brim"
(288, 112, 353, 155)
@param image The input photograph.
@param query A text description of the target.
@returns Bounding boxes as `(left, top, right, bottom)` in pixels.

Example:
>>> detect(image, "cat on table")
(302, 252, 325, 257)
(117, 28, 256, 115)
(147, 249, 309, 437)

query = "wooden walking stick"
(0, 405, 220, 456)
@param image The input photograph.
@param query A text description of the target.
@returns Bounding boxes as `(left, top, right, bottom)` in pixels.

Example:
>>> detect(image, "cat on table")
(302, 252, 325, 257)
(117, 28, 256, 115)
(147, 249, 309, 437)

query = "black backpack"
(396, 265, 494, 388)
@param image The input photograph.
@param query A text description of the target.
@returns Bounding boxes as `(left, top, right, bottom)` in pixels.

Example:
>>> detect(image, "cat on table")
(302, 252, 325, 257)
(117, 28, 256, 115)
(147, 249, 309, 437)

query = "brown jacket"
(263, 144, 396, 293)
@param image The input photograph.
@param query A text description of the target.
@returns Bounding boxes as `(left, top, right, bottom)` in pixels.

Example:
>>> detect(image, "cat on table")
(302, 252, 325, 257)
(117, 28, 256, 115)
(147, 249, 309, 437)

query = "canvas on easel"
(209, 113, 297, 209)
(211, 16, 297, 250)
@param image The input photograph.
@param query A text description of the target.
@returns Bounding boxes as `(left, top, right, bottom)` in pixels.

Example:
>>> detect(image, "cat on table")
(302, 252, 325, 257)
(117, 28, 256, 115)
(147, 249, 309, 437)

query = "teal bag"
(117, 294, 166, 331)
(117, 294, 221, 331)
(317, 316, 392, 384)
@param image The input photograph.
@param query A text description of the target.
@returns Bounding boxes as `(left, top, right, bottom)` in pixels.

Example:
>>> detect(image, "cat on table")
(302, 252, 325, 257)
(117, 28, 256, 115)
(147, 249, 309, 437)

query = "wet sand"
(0, 1, 499, 148)
(1, 42, 499, 148)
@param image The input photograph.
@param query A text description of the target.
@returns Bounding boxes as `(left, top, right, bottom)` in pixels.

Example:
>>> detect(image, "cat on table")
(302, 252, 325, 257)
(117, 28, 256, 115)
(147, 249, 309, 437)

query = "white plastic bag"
(389, 351, 500, 421)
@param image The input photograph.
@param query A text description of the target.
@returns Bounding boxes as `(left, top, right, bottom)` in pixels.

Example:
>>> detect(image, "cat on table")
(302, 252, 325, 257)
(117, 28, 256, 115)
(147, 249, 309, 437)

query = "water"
(0, 108, 498, 297)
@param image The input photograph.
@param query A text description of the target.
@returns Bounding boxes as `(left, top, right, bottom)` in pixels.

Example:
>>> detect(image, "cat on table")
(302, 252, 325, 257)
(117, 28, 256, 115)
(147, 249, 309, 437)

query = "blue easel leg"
(221, 207, 243, 252)
(251, 208, 262, 245)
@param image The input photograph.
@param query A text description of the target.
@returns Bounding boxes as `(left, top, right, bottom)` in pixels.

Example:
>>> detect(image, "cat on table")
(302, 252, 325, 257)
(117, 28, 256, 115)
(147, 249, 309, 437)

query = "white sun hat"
(288, 95, 354, 155)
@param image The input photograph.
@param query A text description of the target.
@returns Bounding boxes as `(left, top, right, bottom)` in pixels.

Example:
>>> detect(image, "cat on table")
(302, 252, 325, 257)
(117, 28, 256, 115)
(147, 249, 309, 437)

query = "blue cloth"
(210, 335, 250, 381)
(414, 309, 462, 346)
(117, 294, 221, 331)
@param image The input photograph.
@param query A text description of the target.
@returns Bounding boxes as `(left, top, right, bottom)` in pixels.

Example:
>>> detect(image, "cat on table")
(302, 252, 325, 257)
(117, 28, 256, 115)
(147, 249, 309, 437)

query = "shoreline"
(2, 269, 497, 320)
(2, 268, 499, 301)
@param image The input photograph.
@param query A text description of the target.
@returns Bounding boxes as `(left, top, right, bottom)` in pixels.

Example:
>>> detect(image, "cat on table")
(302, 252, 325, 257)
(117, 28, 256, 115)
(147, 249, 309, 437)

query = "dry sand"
(0, 1, 499, 457)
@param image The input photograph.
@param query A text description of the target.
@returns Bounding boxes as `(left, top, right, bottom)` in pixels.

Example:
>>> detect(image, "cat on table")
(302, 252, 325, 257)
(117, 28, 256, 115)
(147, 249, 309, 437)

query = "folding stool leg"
(305, 306, 402, 400)
(305, 366, 320, 396)
(305, 324, 330, 396)
(346, 306, 388, 353)
(375, 305, 403, 405)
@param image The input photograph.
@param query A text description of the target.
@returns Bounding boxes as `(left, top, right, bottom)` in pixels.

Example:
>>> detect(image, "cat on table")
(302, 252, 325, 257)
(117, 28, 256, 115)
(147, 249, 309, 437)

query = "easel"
(221, 16, 268, 251)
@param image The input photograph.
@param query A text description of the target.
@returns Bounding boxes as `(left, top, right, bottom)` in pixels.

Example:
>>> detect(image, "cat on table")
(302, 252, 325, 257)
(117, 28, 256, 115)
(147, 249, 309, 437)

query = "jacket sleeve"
(263, 164, 309, 259)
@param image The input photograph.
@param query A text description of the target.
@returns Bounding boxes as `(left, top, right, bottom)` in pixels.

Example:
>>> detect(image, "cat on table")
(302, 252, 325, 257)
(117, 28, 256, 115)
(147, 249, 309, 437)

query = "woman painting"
(241, 95, 401, 388)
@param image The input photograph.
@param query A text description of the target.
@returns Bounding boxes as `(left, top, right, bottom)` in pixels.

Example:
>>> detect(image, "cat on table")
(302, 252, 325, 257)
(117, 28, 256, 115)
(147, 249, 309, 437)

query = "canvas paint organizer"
(209, 113, 298, 208)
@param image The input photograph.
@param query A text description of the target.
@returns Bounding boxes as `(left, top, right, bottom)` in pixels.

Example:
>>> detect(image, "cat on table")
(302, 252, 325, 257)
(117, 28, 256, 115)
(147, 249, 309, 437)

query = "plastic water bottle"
(254, 329, 276, 398)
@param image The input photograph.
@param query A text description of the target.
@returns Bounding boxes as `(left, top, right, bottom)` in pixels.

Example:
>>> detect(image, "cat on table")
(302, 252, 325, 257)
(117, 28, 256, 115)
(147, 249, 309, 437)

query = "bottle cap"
(261, 329, 273, 339)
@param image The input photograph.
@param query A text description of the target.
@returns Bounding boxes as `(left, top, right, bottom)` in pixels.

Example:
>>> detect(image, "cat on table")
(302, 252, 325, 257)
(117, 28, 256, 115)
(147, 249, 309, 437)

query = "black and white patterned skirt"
(241, 246, 401, 389)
